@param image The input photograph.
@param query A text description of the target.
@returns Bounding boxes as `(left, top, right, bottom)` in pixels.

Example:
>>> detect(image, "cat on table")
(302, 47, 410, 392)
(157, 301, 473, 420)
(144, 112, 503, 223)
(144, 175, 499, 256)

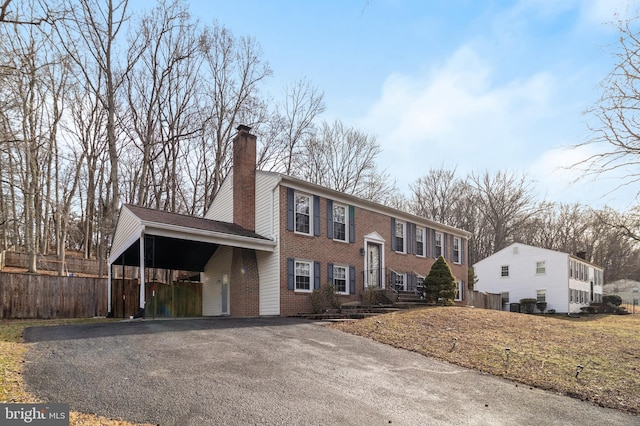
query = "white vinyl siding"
(255, 172, 279, 238)
(204, 173, 234, 222)
(109, 206, 143, 263)
(257, 250, 280, 315)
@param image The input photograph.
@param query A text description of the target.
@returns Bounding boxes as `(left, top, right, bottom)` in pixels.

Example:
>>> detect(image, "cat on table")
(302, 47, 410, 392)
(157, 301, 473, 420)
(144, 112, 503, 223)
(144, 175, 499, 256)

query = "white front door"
(366, 243, 382, 289)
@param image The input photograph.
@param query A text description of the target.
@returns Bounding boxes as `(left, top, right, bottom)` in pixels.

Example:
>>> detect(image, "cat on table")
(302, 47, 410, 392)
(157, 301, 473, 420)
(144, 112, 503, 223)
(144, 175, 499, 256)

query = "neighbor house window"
(332, 265, 348, 294)
(416, 227, 425, 256)
(295, 193, 311, 234)
(434, 232, 443, 257)
(333, 204, 347, 241)
(536, 290, 546, 303)
(536, 261, 546, 275)
(295, 260, 312, 292)
(395, 221, 405, 253)
(501, 265, 509, 277)
(452, 237, 461, 264)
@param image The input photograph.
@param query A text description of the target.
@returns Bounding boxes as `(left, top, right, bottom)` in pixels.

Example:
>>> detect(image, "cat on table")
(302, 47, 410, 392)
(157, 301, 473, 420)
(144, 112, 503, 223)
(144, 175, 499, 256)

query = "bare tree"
(294, 119, 396, 202)
(256, 77, 325, 173)
(57, 0, 138, 273)
(470, 171, 538, 255)
(197, 22, 272, 211)
(577, 17, 640, 196)
(122, 0, 203, 211)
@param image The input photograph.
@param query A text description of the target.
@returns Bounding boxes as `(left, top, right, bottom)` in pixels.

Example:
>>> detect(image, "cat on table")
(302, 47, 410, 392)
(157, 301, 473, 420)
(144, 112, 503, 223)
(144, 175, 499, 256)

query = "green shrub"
(603, 295, 622, 306)
(520, 298, 537, 314)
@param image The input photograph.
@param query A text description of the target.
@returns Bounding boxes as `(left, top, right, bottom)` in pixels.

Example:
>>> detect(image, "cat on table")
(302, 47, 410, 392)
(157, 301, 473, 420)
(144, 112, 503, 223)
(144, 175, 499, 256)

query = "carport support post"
(107, 263, 113, 317)
(136, 232, 146, 318)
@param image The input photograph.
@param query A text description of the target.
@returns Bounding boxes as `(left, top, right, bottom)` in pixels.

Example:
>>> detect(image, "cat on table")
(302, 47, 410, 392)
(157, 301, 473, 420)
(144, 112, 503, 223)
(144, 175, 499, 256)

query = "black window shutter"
(314, 261, 321, 289)
(443, 233, 448, 260)
(390, 270, 396, 289)
(286, 188, 294, 231)
(349, 266, 356, 294)
(326, 199, 334, 239)
(349, 206, 355, 243)
(461, 238, 465, 264)
(390, 218, 396, 251)
(327, 263, 334, 283)
(313, 196, 321, 236)
(407, 223, 415, 255)
(425, 227, 431, 258)
(287, 258, 295, 290)
(432, 229, 437, 258)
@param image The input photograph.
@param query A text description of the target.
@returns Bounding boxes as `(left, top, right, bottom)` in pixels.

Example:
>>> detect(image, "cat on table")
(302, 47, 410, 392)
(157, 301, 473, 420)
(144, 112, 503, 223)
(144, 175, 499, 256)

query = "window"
(501, 292, 509, 305)
(295, 193, 311, 234)
(416, 227, 425, 256)
(501, 265, 509, 277)
(395, 221, 405, 253)
(333, 204, 347, 241)
(333, 265, 348, 294)
(452, 237, 460, 263)
(536, 261, 546, 275)
(295, 260, 312, 292)
(434, 232, 443, 257)
(536, 290, 546, 303)
(455, 280, 464, 301)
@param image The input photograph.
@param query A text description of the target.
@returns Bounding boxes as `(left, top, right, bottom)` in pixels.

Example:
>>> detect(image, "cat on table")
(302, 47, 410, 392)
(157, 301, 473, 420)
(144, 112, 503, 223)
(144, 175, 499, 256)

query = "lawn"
(0, 318, 151, 426)
(330, 307, 640, 415)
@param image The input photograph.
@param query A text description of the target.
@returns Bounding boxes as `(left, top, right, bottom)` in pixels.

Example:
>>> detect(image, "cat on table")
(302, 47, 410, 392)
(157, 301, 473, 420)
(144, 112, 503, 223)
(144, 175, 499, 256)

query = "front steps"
(297, 290, 430, 320)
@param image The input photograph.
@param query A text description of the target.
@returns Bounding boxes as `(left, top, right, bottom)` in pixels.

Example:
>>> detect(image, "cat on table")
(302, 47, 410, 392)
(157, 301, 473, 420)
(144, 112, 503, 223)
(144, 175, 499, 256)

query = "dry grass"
(0, 318, 153, 426)
(329, 306, 640, 414)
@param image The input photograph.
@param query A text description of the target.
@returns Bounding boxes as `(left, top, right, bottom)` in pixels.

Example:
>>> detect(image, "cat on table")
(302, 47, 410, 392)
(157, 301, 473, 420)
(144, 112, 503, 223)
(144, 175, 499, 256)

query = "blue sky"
(185, 0, 636, 209)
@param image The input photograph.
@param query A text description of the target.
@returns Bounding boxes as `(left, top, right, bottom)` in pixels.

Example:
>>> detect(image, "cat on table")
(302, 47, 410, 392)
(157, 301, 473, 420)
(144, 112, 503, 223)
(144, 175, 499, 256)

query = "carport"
(108, 204, 276, 318)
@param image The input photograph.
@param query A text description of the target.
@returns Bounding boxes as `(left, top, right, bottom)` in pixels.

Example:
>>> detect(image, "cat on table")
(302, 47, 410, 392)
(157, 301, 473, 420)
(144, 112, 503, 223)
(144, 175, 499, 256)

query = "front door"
(366, 243, 382, 289)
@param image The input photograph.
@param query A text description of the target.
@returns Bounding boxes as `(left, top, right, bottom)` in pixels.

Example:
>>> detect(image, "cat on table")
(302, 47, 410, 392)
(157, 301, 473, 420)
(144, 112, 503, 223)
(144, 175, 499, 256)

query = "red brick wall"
(233, 127, 256, 231)
(277, 186, 468, 316)
(229, 247, 260, 317)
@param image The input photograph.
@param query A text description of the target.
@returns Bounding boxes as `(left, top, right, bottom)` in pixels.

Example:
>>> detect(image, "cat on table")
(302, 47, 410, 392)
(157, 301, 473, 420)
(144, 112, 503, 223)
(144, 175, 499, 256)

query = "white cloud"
(579, 0, 635, 25)
(359, 45, 560, 192)
(529, 144, 638, 209)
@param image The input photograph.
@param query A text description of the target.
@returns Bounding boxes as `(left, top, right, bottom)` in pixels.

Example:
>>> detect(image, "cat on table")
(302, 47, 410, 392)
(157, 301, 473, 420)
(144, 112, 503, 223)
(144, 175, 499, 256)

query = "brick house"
(108, 126, 471, 317)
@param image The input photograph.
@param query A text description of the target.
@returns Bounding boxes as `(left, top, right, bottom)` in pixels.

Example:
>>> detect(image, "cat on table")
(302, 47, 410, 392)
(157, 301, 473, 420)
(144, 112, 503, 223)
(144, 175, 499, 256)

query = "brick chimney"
(233, 125, 256, 231)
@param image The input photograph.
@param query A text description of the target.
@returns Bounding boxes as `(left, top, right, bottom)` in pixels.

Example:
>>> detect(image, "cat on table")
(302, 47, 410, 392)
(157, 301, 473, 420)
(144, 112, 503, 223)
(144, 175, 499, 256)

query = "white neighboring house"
(474, 243, 604, 314)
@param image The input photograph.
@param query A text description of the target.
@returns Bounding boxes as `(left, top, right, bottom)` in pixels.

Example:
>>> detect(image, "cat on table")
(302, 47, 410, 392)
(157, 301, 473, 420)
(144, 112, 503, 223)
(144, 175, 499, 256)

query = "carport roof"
(109, 204, 275, 271)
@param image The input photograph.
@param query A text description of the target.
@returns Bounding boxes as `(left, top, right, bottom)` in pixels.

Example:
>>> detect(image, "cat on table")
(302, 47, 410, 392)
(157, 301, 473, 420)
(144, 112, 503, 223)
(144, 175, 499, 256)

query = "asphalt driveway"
(23, 318, 637, 425)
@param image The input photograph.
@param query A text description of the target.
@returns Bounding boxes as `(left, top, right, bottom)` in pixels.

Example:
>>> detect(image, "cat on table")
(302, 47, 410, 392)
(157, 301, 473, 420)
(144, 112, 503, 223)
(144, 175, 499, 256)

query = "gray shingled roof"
(125, 204, 269, 240)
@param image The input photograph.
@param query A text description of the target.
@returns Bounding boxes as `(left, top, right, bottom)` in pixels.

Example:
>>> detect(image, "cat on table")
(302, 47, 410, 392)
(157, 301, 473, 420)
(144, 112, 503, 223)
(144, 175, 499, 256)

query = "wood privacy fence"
(108, 279, 202, 319)
(467, 291, 503, 311)
(2, 251, 106, 276)
(0, 272, 108, 319)
(0, 272, 203, 319)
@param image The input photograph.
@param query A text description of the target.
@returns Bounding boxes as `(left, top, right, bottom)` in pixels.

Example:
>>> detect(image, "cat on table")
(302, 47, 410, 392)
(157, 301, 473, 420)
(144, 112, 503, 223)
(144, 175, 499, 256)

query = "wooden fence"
(0, 272, 108, 319)
(3, 251, 106, 276)
(467, 290, 503, 311)
(106, 278, 202, 319)
(0, 272, 203, 319)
